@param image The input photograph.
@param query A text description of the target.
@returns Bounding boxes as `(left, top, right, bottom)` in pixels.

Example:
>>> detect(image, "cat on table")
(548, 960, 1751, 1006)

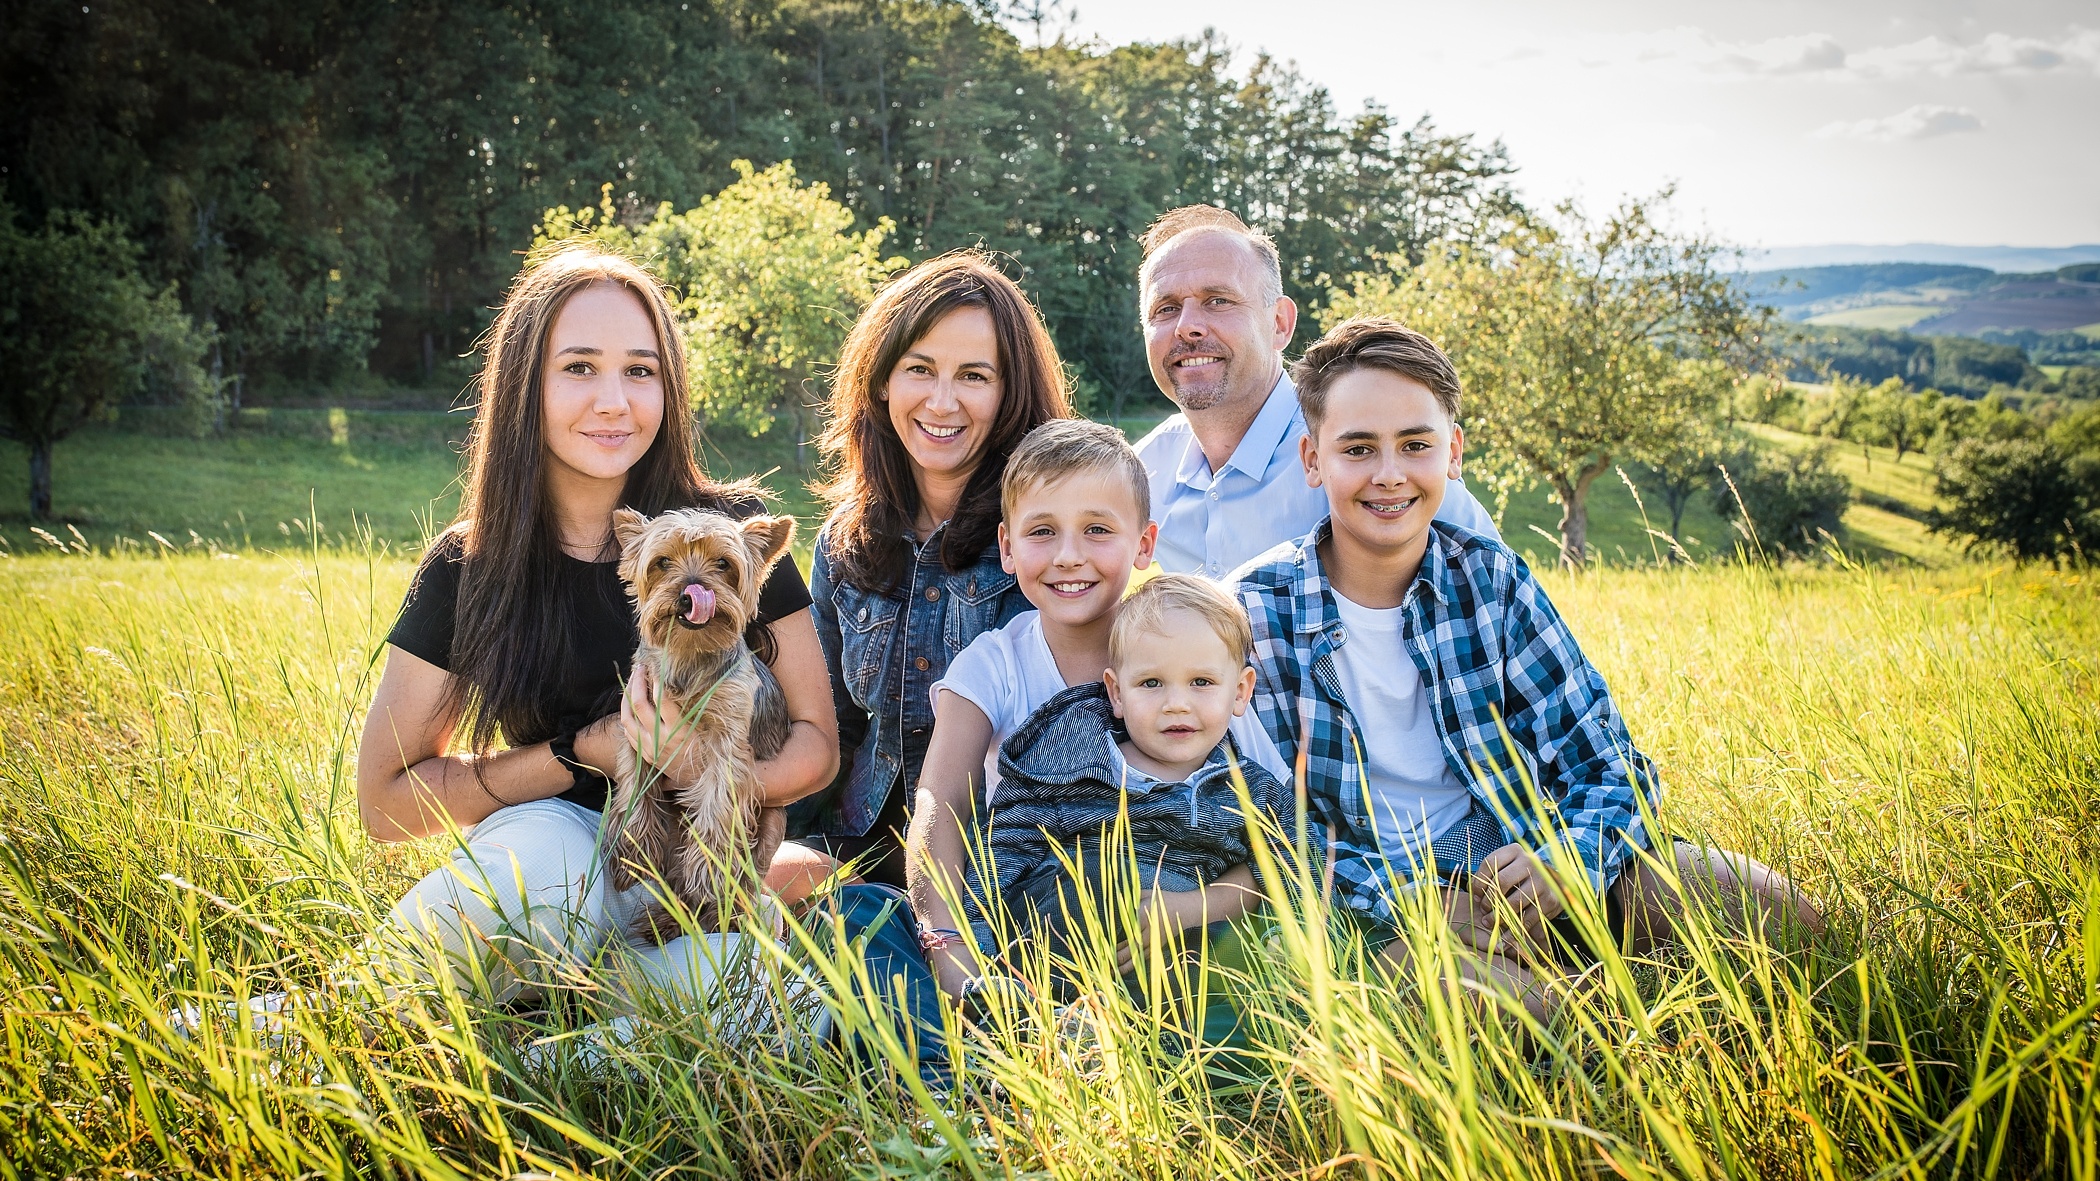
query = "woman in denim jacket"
(788, 253, 1073, 887)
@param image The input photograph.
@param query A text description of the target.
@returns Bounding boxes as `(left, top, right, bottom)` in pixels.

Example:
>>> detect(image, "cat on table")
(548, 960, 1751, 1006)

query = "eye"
(1027, 525, 1054, 538)
(1343, 444, 1374, 458)
(1402, 439, 1430, 452)
(1084, 523, 1112, 535)
(653, 556, 674, 572)
(1138, 677, 1162, 689)
(625, 364, 655, 379)
(564, 361, 595, 375)
(1191, 676, 1215, 687)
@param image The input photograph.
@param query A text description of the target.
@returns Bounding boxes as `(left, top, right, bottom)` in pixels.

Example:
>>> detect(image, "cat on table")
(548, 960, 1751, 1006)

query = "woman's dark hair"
(442, 244, 757, 753)
(817, 251, 1072, 591)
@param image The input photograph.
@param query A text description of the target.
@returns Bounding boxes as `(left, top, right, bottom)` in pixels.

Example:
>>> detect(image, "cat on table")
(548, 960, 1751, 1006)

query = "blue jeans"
(816, 883, 947, 1074)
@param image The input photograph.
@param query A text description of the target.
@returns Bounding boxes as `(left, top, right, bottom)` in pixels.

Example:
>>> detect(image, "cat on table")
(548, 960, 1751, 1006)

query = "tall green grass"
(1, 540, 2094, 1178)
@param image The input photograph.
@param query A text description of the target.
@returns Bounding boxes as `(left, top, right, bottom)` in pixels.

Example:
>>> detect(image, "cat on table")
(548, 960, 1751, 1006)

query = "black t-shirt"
(385, 505, 812, 811)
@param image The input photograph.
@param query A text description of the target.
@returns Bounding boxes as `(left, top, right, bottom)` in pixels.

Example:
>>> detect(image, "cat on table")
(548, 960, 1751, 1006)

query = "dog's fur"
(606, 506, 796, 942)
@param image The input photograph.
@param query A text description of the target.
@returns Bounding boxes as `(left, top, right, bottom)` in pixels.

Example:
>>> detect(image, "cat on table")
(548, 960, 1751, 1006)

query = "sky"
(1057, 0, 2100, 252)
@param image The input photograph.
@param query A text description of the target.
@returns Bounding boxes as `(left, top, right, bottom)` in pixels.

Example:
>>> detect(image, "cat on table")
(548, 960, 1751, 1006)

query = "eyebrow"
(901, 349, 996, 370)
(554, 345, 661, 359)
(1335, 425, 1439, 441)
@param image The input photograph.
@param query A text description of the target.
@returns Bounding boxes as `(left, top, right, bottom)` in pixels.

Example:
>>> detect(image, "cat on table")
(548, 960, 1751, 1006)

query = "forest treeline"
(1, 0, 1521, 416)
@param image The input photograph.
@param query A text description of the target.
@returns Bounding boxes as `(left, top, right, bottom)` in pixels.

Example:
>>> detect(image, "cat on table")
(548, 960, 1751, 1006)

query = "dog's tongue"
(679, 583, 716, 625)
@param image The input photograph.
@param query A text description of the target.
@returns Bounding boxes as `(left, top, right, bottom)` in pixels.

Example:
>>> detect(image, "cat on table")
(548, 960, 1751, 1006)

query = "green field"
(2, 544, 2094, 1178)
(2, 407, 1959, 571)
(1803, 304, 1944, 331)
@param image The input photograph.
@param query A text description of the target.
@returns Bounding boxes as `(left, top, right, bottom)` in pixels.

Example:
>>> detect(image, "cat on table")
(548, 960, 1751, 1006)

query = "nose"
(1373, 449, 1410, 487)
(1053, 530, 1084, 567)
(1173, 300, 1209, 342)
(590, 368, 627, 415)
(923, 376, 961, 414)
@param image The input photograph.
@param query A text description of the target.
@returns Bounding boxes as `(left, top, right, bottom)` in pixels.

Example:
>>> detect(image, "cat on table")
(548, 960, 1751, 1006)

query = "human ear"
(1299, 433, 1325, 488)
(1102, 667, 1126, 718)
(997, 521, 1016, 573)
(1134, 520, 1159, 570)
(1448, 423, 1465, 480)
(1231, 665, 1256, 716)
(1271, 295, 1298, 350)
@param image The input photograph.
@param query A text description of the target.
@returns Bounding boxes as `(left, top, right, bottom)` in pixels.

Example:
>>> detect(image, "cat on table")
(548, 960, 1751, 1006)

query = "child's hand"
(1114, 887, 1205, 976)
(1470, 843, 1565, 940)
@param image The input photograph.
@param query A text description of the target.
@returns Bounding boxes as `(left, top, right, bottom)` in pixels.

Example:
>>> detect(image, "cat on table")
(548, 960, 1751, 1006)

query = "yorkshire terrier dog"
(606, 505, 796, 942)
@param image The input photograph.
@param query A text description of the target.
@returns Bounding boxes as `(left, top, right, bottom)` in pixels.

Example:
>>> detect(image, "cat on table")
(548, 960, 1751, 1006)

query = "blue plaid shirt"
(1232, 520, 1660, 922)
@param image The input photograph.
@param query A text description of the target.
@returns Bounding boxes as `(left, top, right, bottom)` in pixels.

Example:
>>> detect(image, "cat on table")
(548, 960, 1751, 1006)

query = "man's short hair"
(1110, 573, 1252, 668)
(1291, 316, 1462, 435)
(1001, 418, 1151, 524)
(1137, 205, 1284, 312)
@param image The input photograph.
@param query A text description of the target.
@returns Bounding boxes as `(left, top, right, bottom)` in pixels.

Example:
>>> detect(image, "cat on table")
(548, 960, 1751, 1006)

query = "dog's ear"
(739, 514, 796, 575)
(612, 507, 649, 553)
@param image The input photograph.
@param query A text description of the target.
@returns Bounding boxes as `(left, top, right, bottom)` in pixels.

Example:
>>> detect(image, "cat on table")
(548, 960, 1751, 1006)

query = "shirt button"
(1332, 626, 1347, 643)
(915, 657, 931, 671)
(1208, 490, 1219, 500)
(925, 586, 941, 602)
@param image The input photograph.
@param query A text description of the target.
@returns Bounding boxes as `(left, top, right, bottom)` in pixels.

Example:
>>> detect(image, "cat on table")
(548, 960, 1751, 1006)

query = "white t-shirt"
(931, 611, 1070, 802)
(931, 609, 1291, 803)
(1328, 590, 1475, 861)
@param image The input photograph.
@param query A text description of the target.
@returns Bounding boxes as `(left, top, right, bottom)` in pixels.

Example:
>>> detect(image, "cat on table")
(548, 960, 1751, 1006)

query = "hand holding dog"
(622, 661, 700, 778)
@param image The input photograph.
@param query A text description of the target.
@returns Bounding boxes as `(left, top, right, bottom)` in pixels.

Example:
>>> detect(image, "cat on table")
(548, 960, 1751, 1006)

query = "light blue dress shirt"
(1132, 372, 1500, 577)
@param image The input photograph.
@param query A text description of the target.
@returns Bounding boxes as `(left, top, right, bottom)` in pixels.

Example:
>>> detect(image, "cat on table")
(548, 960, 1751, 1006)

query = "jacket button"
(857, 607, 868, 621)
(925, 586, 941, 602)
(915, 657, 931, 670)
(1332, 626, 1347, 643)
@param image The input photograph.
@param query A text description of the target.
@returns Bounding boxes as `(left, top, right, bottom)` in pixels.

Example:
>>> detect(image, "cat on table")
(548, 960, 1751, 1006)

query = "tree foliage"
(1327, 192, 1769, 565)
(1930, 438, 2100, 562)
(1713, 443, 1851, 559)
(539, 162, 903, 445)
(0, 200, 215, 517)
(0, 0, 1520, 405)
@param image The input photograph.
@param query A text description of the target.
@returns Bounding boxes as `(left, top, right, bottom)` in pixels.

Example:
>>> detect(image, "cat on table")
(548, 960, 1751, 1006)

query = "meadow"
(3, 408, 2095, 1179)
(2, 405, 1920, 570)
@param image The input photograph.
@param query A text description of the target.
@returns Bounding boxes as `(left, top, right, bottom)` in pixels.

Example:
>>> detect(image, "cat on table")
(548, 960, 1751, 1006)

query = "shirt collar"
(1172, 368, 1299, 487)
(1290, 520, 1452, 638)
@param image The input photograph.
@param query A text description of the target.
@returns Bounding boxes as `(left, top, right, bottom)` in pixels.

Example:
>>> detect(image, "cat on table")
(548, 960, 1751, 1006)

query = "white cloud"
(1850, 28, 2100, 77)
(1572, 25, 2100, 80)
(1814, 105, 1985, 142)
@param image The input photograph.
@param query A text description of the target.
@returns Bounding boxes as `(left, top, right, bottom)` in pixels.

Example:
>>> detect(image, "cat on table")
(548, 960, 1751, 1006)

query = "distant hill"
(1747, 244, 2100, 273)
(1745, 262, 2100, 336)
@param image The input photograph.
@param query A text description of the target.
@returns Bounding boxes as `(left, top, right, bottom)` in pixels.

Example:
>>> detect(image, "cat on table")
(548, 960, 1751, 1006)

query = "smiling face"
(997, 464, 1157, 633)
(539, 283, 668, 494)
(1301, 366, 1465, 571)
(884, 305, 1004, 497)
(1140, 229, 1296, 415)
(1103, 608, 1256, 778)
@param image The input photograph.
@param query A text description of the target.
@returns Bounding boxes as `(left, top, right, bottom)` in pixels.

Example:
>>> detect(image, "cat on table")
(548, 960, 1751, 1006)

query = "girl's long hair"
(817, 252, 1072, 591)
(443, 245, 756, 753)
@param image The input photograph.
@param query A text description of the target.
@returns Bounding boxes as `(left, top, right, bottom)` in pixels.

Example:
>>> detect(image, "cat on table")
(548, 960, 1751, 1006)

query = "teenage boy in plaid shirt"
(1232, 316, 1824, 1016)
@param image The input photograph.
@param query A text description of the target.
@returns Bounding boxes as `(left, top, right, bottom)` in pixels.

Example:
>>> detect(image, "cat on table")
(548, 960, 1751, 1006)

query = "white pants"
(375, 798, 754, 1009)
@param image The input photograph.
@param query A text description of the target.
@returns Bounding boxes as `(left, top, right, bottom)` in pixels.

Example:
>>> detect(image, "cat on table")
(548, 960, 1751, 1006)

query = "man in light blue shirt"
(1129, 206, 1499, 576)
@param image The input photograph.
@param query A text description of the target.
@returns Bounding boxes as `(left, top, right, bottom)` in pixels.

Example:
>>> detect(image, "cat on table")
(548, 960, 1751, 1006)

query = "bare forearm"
(754, 719, 839, 807)
(906, 787, 981, 995)
(359, 743, 570, 842)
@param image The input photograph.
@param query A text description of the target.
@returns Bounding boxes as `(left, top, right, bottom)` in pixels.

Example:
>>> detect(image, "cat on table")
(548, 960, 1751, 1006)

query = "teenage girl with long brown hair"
(354, 245, 838, 1001)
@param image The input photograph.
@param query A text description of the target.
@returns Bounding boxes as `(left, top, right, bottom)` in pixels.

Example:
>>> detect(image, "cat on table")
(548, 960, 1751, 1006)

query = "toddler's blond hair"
(1109, 573, 1252, 669)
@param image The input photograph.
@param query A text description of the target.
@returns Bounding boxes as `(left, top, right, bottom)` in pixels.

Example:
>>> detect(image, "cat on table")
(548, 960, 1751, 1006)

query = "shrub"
(1712, 442, 1851, 556)
(1930, 438, 2100, 561)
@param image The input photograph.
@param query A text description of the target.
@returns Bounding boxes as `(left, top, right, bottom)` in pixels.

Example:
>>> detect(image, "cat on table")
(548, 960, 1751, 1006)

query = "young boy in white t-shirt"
(903, 418, 1194, 998)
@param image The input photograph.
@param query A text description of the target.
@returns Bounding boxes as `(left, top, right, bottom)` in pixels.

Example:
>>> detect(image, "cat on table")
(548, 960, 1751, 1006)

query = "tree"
(539, 162, 902, 450)
(1930, 438, 2100, 561)
(0, 202, 214, 518)
(1327, 191, 1768, 565)
(1634, 389, 1727, 552)
(1858, 379, 1936, 463)
(1712, 443, 1851, 558)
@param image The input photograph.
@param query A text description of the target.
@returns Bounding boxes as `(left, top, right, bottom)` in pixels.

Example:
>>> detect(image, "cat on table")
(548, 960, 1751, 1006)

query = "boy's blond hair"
(1109, 573, 1252, 668)
(1001, 418, 1151, 524)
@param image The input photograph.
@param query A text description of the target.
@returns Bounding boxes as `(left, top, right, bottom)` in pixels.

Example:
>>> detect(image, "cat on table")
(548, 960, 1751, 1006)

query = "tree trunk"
(28, 439, 52, 520)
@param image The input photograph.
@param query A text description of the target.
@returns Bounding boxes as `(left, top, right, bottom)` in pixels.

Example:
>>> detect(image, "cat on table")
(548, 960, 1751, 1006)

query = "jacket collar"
(1285, 520, 1455, 640)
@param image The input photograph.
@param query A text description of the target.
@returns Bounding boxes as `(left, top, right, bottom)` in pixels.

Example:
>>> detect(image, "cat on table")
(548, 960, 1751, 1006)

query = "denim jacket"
(794, 521, 1031, 838)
